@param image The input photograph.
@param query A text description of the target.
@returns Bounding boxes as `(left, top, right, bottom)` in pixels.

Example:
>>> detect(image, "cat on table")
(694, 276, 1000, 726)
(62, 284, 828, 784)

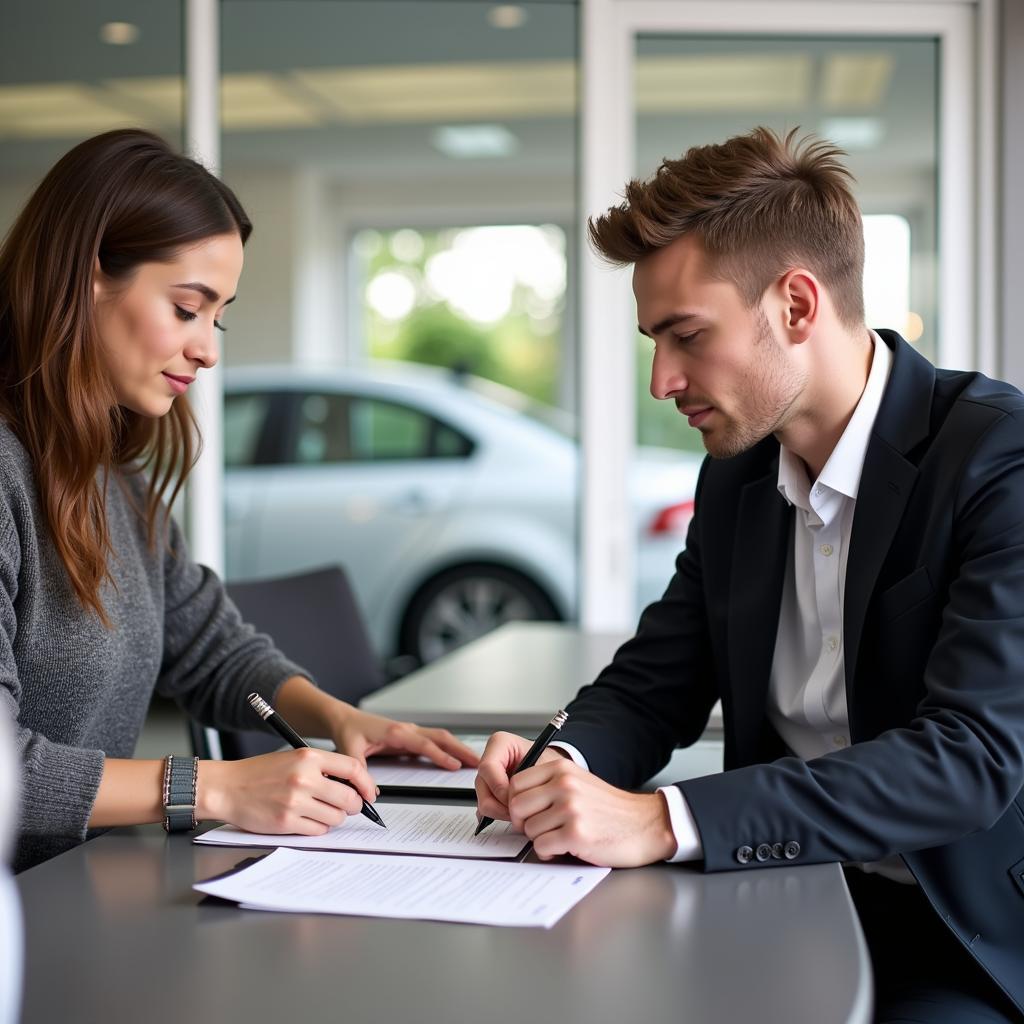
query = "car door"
(249, 388, 477, 622)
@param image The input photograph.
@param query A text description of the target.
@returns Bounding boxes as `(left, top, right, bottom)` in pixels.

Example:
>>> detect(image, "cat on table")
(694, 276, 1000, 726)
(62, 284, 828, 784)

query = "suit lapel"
(843, 330, 933, 705)
(727, 465, 790, 753)
(843, 444, 917, 696)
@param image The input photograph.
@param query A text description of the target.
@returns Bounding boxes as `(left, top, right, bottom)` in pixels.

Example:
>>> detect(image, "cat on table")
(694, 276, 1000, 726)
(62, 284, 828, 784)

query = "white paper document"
(194, 802, 528, 859)
(369, 758, 478, 791)
(194, 846, 610, 928)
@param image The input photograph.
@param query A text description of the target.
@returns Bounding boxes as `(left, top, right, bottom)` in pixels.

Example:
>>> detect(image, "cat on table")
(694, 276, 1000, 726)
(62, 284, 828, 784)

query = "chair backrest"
(189, 565, 385, 760)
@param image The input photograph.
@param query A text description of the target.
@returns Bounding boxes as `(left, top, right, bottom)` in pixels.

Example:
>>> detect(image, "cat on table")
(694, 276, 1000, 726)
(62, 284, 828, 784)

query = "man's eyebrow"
(173, 282, 236, 305)
(638, 312, 701, 338)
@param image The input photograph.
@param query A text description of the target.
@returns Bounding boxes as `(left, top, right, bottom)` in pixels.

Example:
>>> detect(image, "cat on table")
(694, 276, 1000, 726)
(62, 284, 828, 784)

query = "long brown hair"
(0, 129, 251, 623)
(589, 127, 865, 327)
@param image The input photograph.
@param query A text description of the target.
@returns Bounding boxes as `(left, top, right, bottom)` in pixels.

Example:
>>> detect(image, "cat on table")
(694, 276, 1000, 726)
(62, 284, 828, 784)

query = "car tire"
(399, 564, 560, 666)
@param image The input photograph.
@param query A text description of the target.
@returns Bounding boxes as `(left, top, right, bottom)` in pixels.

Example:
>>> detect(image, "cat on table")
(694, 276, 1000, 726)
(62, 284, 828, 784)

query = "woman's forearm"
(87, 758, 165, 827)
(272, 675, 353, 737)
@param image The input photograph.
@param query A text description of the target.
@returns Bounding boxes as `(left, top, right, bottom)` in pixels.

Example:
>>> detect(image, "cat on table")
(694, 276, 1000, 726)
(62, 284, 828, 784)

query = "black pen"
(247, 692, 387, 828)
(474, 709, 569, 836)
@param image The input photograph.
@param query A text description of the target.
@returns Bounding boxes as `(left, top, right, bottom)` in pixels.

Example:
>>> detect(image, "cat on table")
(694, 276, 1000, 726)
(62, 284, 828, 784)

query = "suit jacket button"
(784, 841, 801, 860)
(755, 843, 772, 862)
(772, 843, 784, 860)
(736, 845, 754, 865)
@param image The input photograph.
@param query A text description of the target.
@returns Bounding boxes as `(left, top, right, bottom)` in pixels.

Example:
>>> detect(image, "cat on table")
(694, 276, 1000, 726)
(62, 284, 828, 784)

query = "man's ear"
(778, 269, 820, 344)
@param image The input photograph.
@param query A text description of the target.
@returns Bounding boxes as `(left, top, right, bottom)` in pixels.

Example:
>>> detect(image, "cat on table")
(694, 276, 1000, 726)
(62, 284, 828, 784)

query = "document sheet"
(194, 846, 610, 928)
(195, 803, 529, 858)
(369, 759, 478, 791)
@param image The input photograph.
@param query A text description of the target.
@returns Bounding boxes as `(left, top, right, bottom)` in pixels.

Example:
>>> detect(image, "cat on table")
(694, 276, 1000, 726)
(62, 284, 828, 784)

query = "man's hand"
(475, 731, 567, 820)
(475, 731, 678, 868)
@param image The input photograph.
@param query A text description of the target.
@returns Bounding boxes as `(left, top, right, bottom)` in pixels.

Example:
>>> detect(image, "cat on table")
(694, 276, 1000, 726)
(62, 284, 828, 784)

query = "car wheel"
(400, 564, 560, 666)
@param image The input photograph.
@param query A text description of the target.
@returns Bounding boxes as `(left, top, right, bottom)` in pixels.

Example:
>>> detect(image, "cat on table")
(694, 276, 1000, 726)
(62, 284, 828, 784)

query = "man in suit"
(476, 128, 1024, 1022)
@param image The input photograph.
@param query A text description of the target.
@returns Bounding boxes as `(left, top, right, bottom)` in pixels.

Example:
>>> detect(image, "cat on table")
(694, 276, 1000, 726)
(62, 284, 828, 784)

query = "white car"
(224, 363, 701, 668)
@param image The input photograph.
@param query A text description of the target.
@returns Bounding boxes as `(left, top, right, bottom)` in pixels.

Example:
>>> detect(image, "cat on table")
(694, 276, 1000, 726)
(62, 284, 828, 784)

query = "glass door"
(577, 0, 985, 630)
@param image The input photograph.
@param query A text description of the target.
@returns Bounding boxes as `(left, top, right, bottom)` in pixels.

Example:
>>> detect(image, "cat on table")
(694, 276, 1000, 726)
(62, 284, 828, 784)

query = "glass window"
(294, 393, 350, 464)
(349, 399, 431, 461)
(355, 224, 569, 410)
(220, 1, 579, 666)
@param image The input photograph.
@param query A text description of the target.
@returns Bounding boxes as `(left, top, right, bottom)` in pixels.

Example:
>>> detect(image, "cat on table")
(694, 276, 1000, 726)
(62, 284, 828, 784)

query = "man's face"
(633, 233, 805, 459)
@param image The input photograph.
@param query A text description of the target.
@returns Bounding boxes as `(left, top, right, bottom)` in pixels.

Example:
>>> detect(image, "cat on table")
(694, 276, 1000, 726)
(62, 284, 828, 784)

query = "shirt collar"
(777, 330, 893, 508)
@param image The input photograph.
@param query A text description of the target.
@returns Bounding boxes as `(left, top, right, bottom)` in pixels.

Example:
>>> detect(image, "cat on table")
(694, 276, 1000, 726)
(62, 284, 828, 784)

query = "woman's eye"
(214, 320, 227, 333)
(174, 305, 198, 323)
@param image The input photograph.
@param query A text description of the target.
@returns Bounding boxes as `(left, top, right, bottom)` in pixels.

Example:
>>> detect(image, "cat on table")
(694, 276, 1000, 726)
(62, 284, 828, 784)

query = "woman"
(0, 129, 477, 873)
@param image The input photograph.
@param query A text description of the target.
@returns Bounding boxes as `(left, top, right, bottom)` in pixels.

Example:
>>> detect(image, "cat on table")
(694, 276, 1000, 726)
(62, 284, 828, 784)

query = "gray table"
(16, 808, 872, 1024)
(362, 621, 723, 735)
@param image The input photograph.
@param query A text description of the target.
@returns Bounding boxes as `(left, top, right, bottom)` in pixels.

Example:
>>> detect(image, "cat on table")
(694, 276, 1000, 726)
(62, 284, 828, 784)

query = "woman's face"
(93, 232, 244, 418)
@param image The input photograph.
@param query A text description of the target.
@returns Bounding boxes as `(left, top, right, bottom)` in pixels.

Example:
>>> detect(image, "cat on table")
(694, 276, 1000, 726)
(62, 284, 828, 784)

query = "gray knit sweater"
(0, 423, 307, 872)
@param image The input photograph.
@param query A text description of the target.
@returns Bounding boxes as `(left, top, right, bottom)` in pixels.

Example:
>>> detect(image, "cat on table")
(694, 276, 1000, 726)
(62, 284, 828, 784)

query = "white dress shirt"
(558, 331, 912, 880)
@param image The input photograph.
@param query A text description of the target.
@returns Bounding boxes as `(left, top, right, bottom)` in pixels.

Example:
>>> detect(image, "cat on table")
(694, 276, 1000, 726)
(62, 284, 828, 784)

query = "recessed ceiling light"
(100, 22, 140, 45)
(488, 5, 527, 30)
(433, 124, 519, 159)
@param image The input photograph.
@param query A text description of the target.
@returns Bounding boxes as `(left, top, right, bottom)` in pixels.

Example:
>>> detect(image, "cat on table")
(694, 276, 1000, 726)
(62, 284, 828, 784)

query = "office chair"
(188, 565, 386, 760)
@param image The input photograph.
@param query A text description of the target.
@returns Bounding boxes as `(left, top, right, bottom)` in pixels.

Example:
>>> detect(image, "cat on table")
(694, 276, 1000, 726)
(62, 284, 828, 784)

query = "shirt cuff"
(549, 741, 588, 771)
(658, 785, 703, 863)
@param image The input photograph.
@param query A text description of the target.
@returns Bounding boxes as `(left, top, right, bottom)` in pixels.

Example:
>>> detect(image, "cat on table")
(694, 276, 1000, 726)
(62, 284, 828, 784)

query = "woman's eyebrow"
(172, 281, 236, 305)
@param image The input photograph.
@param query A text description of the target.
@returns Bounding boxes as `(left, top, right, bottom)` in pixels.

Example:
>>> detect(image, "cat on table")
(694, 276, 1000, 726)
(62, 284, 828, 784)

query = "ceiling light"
(820, 116, 885, 150)
(433, 124, 518, 159)
(821, 54, 893, 109)
(488, 5, 527, 29)
(100, 22, 139, 45)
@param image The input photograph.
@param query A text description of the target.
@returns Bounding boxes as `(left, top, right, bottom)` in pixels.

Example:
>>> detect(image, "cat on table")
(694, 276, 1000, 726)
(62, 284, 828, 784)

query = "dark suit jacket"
(558, 331, 1024, 1012)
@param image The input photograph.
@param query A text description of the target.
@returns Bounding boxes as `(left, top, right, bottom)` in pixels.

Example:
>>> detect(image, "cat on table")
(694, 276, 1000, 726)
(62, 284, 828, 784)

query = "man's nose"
(650, 350, 687, 400)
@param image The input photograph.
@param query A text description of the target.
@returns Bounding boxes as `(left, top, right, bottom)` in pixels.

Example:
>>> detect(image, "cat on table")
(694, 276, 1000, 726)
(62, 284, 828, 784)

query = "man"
(476, 128, 1024, 1023)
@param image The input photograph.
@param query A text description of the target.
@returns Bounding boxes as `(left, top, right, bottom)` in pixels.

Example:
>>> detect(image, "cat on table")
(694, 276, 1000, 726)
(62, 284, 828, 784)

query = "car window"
(224, 392, 273, 467)
(289, 391, 473, 464)
(434, 422, 473, 458)
(295, 393, 350, 463)
(350, 398, 431, 460)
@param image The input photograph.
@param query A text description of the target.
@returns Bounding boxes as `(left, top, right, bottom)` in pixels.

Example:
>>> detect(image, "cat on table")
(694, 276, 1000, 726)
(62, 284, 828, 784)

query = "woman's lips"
(162, 372, 194, 395)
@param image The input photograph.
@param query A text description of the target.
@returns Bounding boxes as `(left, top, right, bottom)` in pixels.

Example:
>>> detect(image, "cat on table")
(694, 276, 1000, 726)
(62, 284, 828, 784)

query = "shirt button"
(820, 543, 834, 557)
(814, 486, 823, 497)
(826, 636, 839, 653)
(833, 735, 848, 749)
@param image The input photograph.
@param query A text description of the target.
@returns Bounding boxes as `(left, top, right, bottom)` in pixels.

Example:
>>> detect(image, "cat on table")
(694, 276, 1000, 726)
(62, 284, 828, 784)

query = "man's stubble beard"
(701, 308, 806, 459)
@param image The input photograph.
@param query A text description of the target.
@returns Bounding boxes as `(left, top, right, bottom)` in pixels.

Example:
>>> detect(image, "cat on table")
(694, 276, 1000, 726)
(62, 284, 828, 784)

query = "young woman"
(0, 129, 477, 873)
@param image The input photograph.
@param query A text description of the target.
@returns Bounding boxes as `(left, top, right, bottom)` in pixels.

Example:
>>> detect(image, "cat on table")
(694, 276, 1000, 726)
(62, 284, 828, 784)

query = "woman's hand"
(332, 707, 480, 771)
(197, 748, 376, 836)
(271, 675, 479, 772)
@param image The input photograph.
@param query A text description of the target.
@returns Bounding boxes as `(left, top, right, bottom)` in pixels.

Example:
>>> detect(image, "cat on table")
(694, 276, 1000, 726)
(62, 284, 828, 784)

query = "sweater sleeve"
(155, 511, 312, 732)
(0, 497, 104, 843)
